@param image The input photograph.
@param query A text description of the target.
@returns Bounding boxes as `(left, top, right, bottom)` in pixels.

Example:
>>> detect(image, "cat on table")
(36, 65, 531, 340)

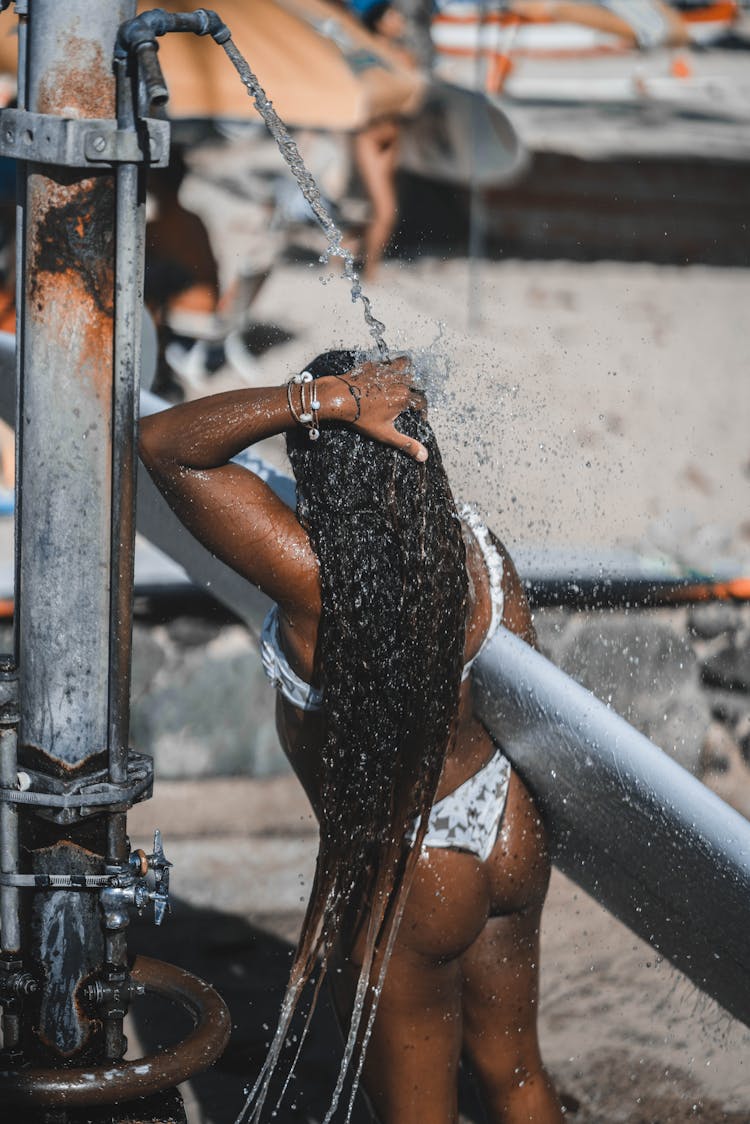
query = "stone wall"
(130, 615, 286, 778)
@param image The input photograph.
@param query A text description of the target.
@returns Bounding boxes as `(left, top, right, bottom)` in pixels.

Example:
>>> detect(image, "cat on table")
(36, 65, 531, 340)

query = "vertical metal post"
(0, 729, 20, 954)
(0, 721, 21, 1054)
(102, 50, 147, 1062)
(15, 0, 136, 1063)
(0, 7, 220, 1115)
(467, 0, 488, 332)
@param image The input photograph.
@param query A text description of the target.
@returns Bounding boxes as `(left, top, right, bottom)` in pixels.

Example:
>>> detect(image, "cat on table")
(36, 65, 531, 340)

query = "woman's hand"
(321, 357, 428, 462)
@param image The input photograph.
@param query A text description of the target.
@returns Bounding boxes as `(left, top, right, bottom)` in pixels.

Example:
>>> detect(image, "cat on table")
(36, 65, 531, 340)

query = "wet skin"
(139, 358, 564, 1123)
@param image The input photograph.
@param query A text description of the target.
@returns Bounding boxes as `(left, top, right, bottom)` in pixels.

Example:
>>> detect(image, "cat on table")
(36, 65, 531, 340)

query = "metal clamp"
(0, 830, 172, 926)
(0, 750, 154, 824)
(0, 109, 170, 168)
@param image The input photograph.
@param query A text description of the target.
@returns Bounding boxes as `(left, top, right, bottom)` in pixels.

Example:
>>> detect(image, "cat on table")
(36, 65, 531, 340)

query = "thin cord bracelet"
(333, 374, 361, 422)
(286, 374, 305, 426)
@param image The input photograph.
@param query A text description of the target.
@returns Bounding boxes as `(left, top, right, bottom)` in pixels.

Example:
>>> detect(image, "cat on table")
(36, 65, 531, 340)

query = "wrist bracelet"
(287, 371, 320, 440)
(286, 375, 304, 426)
(333, 374, 361, 423)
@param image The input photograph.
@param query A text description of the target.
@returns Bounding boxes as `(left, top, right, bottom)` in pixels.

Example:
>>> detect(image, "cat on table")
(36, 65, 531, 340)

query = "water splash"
(221, 38, 390, 360)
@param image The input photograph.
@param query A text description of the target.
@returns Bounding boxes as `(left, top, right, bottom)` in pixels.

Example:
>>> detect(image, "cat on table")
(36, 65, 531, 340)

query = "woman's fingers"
(351, 355, 412, 387)
(403, 435, 429, 462)
(371, 421, 428, 462)
(344, 356, 428, 458)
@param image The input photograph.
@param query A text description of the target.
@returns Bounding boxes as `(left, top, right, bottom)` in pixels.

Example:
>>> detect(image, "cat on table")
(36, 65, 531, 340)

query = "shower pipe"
(0, 954, 231, 1107)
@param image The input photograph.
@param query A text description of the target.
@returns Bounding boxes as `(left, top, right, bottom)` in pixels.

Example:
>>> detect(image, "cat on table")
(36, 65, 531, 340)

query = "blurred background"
(2, 2, 749, 1121)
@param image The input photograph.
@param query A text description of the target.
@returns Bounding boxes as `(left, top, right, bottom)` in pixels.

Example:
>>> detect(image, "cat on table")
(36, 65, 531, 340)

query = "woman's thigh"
(332, 848, 490, 1124)
(337, 943, 463, 1124)
(460, 905, 562, 1123)
(458, 774, 562, 1121)
(460, 905, 544, 1072)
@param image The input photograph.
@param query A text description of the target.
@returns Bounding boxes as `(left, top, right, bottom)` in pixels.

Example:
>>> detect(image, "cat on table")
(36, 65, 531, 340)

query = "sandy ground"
(197, 254, 750, 569)
(127, 777, 750, 1123)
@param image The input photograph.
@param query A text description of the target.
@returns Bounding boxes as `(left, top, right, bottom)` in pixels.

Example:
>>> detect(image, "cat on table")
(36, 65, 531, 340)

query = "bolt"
(83, 980, 103, 1004)
(92, 134, 107, 153)
(16, 973, 37, 996)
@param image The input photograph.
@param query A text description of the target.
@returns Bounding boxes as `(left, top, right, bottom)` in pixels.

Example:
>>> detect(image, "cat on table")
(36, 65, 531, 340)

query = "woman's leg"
(352, 945, 464, 1124)
(460, 770, 563, 1123)
(461, 907, 563, 1123)
(330, 847, 490, 1124)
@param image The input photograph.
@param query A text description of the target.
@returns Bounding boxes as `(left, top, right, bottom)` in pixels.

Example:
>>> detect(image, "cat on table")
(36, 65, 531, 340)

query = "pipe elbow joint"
(117, 10, 172, 57)
(195, 9, 232, 44)
(117, 8, 231, 56)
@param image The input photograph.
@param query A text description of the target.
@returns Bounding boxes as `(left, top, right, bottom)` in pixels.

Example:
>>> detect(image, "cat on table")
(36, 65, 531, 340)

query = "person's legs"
(460, 769, 563, 1123)
(461, 908, 563, 1123)
(329, 768, 561, 1123)
(353, 119, 400, 280)
(330, 847, 490, 1124)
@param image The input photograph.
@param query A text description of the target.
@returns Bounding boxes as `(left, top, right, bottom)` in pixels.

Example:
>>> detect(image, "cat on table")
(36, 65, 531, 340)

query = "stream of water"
(221, 38, 390, 361)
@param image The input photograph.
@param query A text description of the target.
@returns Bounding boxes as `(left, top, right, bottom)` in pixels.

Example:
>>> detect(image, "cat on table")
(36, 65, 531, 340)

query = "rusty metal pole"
(14, 0, 137, 1066)
(0, 6, 230, 1115)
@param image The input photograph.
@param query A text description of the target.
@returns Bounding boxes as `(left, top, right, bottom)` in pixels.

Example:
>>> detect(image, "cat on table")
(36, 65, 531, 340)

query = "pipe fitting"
(99, 882, 149, 931)
(99, 829, 172, 929)
(117, 8, 231, 110)
(83, 966, 145, 1018)
(0, 957, 38, 1004)
(117, 7, 231, 55)
(0, 955, 231, 1106)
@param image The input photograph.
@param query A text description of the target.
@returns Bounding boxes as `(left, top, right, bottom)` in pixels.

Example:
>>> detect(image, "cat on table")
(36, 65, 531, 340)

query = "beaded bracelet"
(287, 371, 320, 440)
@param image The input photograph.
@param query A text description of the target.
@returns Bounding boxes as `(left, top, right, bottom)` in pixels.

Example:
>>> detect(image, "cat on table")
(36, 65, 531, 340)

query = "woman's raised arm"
(138, 358, 425, 614)
(140, 384, 325, 616)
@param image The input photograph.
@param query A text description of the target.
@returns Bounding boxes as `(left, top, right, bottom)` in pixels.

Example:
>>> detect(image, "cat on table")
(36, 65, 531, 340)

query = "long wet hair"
(240, 352, 468, 1123)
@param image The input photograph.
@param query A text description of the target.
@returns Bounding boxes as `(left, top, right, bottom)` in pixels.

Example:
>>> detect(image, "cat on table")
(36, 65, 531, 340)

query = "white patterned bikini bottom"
(411, 748, 511, 863)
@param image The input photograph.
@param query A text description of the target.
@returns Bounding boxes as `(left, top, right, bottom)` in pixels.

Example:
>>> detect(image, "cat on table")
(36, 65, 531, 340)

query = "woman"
(139, 352, 563, 1124)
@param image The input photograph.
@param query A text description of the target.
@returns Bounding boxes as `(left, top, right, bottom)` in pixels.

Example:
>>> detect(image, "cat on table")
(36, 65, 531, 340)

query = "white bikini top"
(457, 503, 505, 681)
(260, 504, 505, 712)
(260, 603, 325, 712)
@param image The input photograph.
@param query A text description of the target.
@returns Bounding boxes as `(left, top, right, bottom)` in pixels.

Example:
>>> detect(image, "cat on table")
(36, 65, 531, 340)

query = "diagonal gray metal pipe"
(473, 627, 750, 1029)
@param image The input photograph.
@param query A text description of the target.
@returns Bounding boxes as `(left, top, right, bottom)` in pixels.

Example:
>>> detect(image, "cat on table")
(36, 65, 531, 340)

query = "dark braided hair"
(242, 351, 468, 1123)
